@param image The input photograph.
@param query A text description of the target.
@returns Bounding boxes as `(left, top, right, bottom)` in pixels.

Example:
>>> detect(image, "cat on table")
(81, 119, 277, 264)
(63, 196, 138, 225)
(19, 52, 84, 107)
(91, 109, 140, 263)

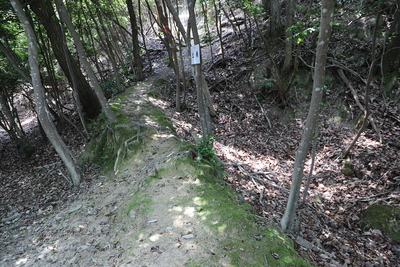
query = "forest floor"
(0, 70, 309, 267)
(2, 21, 400, 267)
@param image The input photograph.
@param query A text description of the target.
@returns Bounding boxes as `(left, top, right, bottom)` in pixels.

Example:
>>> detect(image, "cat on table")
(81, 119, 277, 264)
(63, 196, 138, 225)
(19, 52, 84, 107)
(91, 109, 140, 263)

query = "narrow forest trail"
(0, 73, 308, 267)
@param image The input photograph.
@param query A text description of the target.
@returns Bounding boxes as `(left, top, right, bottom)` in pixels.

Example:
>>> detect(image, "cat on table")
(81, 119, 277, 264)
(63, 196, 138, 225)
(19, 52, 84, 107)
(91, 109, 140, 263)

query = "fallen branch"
(253, 94, 272, 128)
(337, 68, 382, 142)
(329, 60, 367, 85)
(341, 12, 381, 158)
(238, 165, 289, 193)
(34, 162, 62, 169)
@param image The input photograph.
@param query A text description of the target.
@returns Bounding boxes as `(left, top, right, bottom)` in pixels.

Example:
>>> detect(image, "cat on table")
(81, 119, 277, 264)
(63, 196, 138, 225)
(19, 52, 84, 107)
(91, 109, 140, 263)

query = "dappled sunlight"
(148, 97, 170, 110)
(214, 140, 280, 172)
(12, 237, 60, 265)
(37, 242, 58, 260)
(15, 258, 29, 265)
(183, 206, 196, 217)
(1, 1, 398, 264)
(192, 196, 206, 206)
(171, 117, 197, 135)
(149, 233, 162, 242)
(357, 135, 382, 149)
(212, 221, 227, 233)
(150, 58, 400, 264)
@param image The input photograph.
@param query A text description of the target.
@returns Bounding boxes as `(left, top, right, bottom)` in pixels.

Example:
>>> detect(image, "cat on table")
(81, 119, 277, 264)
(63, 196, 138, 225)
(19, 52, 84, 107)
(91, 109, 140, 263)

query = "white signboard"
(191, 44, 201, 65)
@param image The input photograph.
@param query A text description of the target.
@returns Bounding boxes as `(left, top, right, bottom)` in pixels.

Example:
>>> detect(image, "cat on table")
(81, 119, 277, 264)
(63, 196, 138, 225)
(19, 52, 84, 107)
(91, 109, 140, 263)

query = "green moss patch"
(124, 192, 153, 217)
(81, 125, 141, 171)
(188, 163, 310, 267)
(135, 154, 311, 266)
(360, 204, 400, 241)
(148, 109, 178, 136)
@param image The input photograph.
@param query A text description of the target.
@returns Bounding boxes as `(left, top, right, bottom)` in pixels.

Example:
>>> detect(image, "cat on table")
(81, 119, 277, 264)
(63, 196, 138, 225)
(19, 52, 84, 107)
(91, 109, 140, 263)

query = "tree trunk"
(188, 0, 213, 139)
(126, 0, 144, 81)
(11, 0, 81, 186)
(28, 0, 102, 120)
(89, 0, 122, 90)
(54, 0, 117, 123)
(280, 0, 333, 233)
(382, 1, 400, 96)
(283, 0, 294, 74)
(138, 0, 153, 72)
(269, 0, 281, 36)
(0, 41, 31, 83)
(164, 0, 187, 41)
(154, 0, 175, 67)
(0, 91, 34, 156)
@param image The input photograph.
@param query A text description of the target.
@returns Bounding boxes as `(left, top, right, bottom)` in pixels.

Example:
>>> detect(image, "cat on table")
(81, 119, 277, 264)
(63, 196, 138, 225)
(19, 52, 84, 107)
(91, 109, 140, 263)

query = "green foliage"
(224, 0, 265, 16)
(100, 75, 122, 98)
(200, 32, 217, 44)
(286, 4, 322, 44)
(0, 0, 21, 40)
(146, 91, 157, 98)
(360, 204, 400, 241)
(0, 56, 20, 91)
(82, 105, 140, 171)
(0, 2, 29, 86)
(195, 136, 221, 168)
(287, 21, 318, 44)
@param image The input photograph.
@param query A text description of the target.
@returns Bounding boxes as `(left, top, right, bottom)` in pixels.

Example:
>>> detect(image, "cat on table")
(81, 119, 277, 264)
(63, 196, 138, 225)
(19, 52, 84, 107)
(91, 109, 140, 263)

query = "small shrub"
(195, 136, 220, 168)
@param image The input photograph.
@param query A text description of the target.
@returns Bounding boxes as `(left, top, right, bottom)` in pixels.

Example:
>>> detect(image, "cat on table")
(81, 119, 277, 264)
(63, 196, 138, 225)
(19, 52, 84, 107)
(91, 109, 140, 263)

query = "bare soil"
(1, 74, 308, 267)
(0, 77, 233, 267)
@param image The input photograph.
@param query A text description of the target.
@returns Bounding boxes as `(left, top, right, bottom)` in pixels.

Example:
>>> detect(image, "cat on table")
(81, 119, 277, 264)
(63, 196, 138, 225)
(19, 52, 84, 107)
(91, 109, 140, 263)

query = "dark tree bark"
(283, 0, 295, 73)
(54, 0, 117, 123)
(268, 0, 282, 36)
(382, 1, 400, 95)
(126, 0, 144, 81)
(27, 0, 102, 119)
(0, 90, 34, 156)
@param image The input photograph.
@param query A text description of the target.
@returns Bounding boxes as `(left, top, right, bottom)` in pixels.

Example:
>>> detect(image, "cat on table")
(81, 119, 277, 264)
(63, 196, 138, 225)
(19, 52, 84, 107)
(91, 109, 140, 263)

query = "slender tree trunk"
(54, 0, 117, 123)
(138, 0, 153, 72)
(269, 0, 281, 36)
(0, 41, 31, 83)
(126, 0, 144, 81)
(283, 0, 294, 74)
(0, 92, 33, 156)
(164, 0, 187, 41)
(281, 0, 333, 233)
(188, 0, 213, 139)
(90, 0, 122, 89)
(382, 0, 400, 96)
(213, 0, 225, 60)
(11, 0, 81, 186)
(28, 0, 102, 120)
(154, 0, 174, 67)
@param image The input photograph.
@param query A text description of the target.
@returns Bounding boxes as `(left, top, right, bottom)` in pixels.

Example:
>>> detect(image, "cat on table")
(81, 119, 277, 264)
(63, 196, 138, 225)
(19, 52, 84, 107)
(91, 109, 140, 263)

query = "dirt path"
(0, 75, 308, 267)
